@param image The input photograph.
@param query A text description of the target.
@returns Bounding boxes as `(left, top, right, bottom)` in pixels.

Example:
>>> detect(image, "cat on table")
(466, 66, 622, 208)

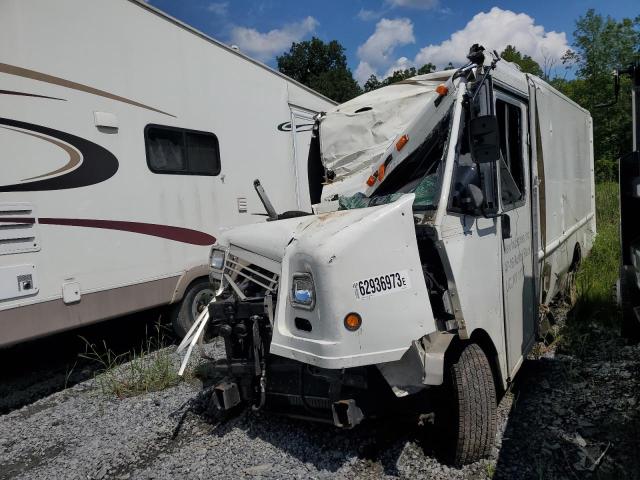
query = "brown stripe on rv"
(0, 217, 215, 245)
(0, 126, 81, 181)
(0, 89, 66, 101)
(0, 63, 175, 117)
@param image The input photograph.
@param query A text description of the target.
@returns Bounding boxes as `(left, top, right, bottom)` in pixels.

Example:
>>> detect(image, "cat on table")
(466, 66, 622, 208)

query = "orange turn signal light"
(366, 175, 376, 187)
(378, 164, 386, 181)
(344, 312, 362, 331)
(396, 134, 409, 151)
(435, 84, 449, 96)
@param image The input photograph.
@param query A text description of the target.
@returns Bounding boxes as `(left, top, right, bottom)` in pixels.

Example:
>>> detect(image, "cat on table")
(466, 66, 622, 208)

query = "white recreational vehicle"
(181, 46, 596, 465)
(0, 0, 335, 346)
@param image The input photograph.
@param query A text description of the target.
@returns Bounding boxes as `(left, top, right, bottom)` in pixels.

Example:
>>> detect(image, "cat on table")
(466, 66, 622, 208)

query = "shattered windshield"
(339, 106, 453, 211)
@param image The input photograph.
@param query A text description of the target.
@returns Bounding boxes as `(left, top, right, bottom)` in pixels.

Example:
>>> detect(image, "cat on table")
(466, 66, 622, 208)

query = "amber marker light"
(344, 312, 362, 331)
(396, 134, 409, 151)
(366, 175, 376, 187)
(378, 164, 386, 180)
(435, 84, 449, 96)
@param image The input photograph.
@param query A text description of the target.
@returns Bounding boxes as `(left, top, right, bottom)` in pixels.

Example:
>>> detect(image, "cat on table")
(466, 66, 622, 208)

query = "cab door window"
(496, 99, 525, 209)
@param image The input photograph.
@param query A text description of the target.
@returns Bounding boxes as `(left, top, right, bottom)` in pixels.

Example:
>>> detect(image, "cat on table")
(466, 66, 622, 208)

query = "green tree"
(277, 37, 362, 102)
(500, 45, 543, 77)
(418, 63, 436, 75)
(555, 10, 640, 180)
(364, 74, 382, 92)
(364, 64, 436, 92)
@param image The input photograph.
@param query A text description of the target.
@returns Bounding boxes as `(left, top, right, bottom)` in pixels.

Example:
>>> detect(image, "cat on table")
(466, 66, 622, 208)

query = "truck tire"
(562, 244, 581, 306)
(171, 278, 215, 338)
(440, 342, 497, 466)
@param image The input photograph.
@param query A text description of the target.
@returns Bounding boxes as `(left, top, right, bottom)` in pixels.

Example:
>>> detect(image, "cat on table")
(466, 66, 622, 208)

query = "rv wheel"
(171, 278, 215, 338)
(438, 342, 497, 466)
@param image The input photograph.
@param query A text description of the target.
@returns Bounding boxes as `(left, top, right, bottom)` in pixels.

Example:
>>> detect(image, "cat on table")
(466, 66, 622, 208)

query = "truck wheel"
(562, 245, 581, 306)
(171, 278, 215, 338)
(439, 343, 497, 466)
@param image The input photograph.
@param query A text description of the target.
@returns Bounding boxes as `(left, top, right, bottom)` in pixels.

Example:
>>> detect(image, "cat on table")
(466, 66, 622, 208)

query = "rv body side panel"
(0, 0, 334, 346)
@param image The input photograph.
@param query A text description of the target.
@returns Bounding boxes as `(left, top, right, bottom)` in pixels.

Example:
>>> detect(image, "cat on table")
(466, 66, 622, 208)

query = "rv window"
(186, 132, 220, 175)
(496, 99, 524, 207)
(145, 125, 220, 176)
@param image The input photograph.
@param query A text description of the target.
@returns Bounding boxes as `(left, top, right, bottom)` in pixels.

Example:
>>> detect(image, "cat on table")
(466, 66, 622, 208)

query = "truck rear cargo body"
(189, 47, 596, 465)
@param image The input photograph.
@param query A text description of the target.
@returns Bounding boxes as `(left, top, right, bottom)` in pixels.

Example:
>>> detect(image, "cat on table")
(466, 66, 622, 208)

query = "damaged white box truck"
(179, 46, 596, 465)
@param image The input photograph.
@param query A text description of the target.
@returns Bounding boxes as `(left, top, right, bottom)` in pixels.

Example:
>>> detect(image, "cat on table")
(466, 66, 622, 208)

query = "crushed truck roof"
(320, 73, 450, 183)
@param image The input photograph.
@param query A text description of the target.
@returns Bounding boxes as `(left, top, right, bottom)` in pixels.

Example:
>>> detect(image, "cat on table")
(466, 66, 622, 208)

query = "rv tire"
(439, 342, 497, 466)
(171, 278, 215, 338)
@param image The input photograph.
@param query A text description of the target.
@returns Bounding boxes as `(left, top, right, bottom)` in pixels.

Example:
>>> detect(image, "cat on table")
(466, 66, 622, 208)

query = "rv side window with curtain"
(496, 99, 525, 208)
(145, 125, 220, 176)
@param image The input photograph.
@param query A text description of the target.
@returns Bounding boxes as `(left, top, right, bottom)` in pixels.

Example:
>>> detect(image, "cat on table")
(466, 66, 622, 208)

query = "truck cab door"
(495, 93, 537, 378)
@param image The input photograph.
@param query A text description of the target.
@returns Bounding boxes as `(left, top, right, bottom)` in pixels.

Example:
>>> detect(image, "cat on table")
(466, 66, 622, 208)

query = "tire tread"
(449, 343, 497, 465)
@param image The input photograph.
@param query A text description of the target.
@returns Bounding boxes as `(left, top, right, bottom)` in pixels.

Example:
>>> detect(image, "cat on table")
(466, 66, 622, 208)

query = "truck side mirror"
(459, 184, 484, 213)
(470, 115, 500, 163)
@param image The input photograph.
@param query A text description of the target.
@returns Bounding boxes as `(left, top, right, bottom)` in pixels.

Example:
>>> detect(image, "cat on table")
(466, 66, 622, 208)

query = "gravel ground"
(1, 313, 638, 479)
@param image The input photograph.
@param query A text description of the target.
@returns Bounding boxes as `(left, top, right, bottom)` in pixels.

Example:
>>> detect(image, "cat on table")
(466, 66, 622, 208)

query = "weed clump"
(558, 182, 622, 357)
(80, 324, 182, 398)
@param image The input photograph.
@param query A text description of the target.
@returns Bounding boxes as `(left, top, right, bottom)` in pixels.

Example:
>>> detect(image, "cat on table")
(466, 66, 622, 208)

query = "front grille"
(223, 254, 279, 294)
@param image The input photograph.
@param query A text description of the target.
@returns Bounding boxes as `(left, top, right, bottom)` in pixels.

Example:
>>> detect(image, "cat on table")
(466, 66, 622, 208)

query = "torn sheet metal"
(320, 77, 441, 181)
(177, 282, 225, 376)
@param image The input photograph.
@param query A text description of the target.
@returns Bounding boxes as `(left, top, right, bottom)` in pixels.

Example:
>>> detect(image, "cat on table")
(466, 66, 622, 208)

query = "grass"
(557, 181, 621, 356)
(79, 323, 183, 398)
(484, 461, 496, 478)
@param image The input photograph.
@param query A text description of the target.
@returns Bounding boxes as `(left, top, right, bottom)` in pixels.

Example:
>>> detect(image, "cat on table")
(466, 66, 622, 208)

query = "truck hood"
(219, 215, 315, 263)
(218, 195, 416, 266)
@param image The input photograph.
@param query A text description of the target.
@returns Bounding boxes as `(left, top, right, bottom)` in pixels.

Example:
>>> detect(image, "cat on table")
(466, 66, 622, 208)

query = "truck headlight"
(291, 273, 315, 310)
(209, 247, 227, 271)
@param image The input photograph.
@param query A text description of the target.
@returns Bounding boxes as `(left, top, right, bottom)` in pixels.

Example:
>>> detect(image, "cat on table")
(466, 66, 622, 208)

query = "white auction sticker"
(353, 270, 411, 300)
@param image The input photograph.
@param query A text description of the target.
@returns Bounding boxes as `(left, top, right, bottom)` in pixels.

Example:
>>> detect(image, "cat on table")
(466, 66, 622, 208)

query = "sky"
(147, 0, 638, 84)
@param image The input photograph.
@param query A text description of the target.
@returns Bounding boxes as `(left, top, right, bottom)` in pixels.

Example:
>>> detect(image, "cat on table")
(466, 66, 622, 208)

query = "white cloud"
(385, 0, 439, 9)
(207, 2, 228, 16)
(229, 16, 318, 62)
(414, 7, 569, 68)
(355, 61, 376, 84)
(355, 17, 415, 84)
(382, 56, 413, 79)
(357, 1, 440, 22)
(356, 9, 381, 21)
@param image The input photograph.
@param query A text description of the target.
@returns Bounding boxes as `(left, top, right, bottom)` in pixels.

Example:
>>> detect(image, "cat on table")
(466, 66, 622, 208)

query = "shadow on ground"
(0, 307, 174, 414)
(494, 335, 640, 479)
(184, 365, 473, 478)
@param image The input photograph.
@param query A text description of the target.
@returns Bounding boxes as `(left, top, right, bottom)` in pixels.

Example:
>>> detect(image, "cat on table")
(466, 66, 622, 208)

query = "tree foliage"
(277, 37, 362, 103)
(553, 10, 640, 180)
(500, 45, 543, 77)
(363, 63, 436, 92)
